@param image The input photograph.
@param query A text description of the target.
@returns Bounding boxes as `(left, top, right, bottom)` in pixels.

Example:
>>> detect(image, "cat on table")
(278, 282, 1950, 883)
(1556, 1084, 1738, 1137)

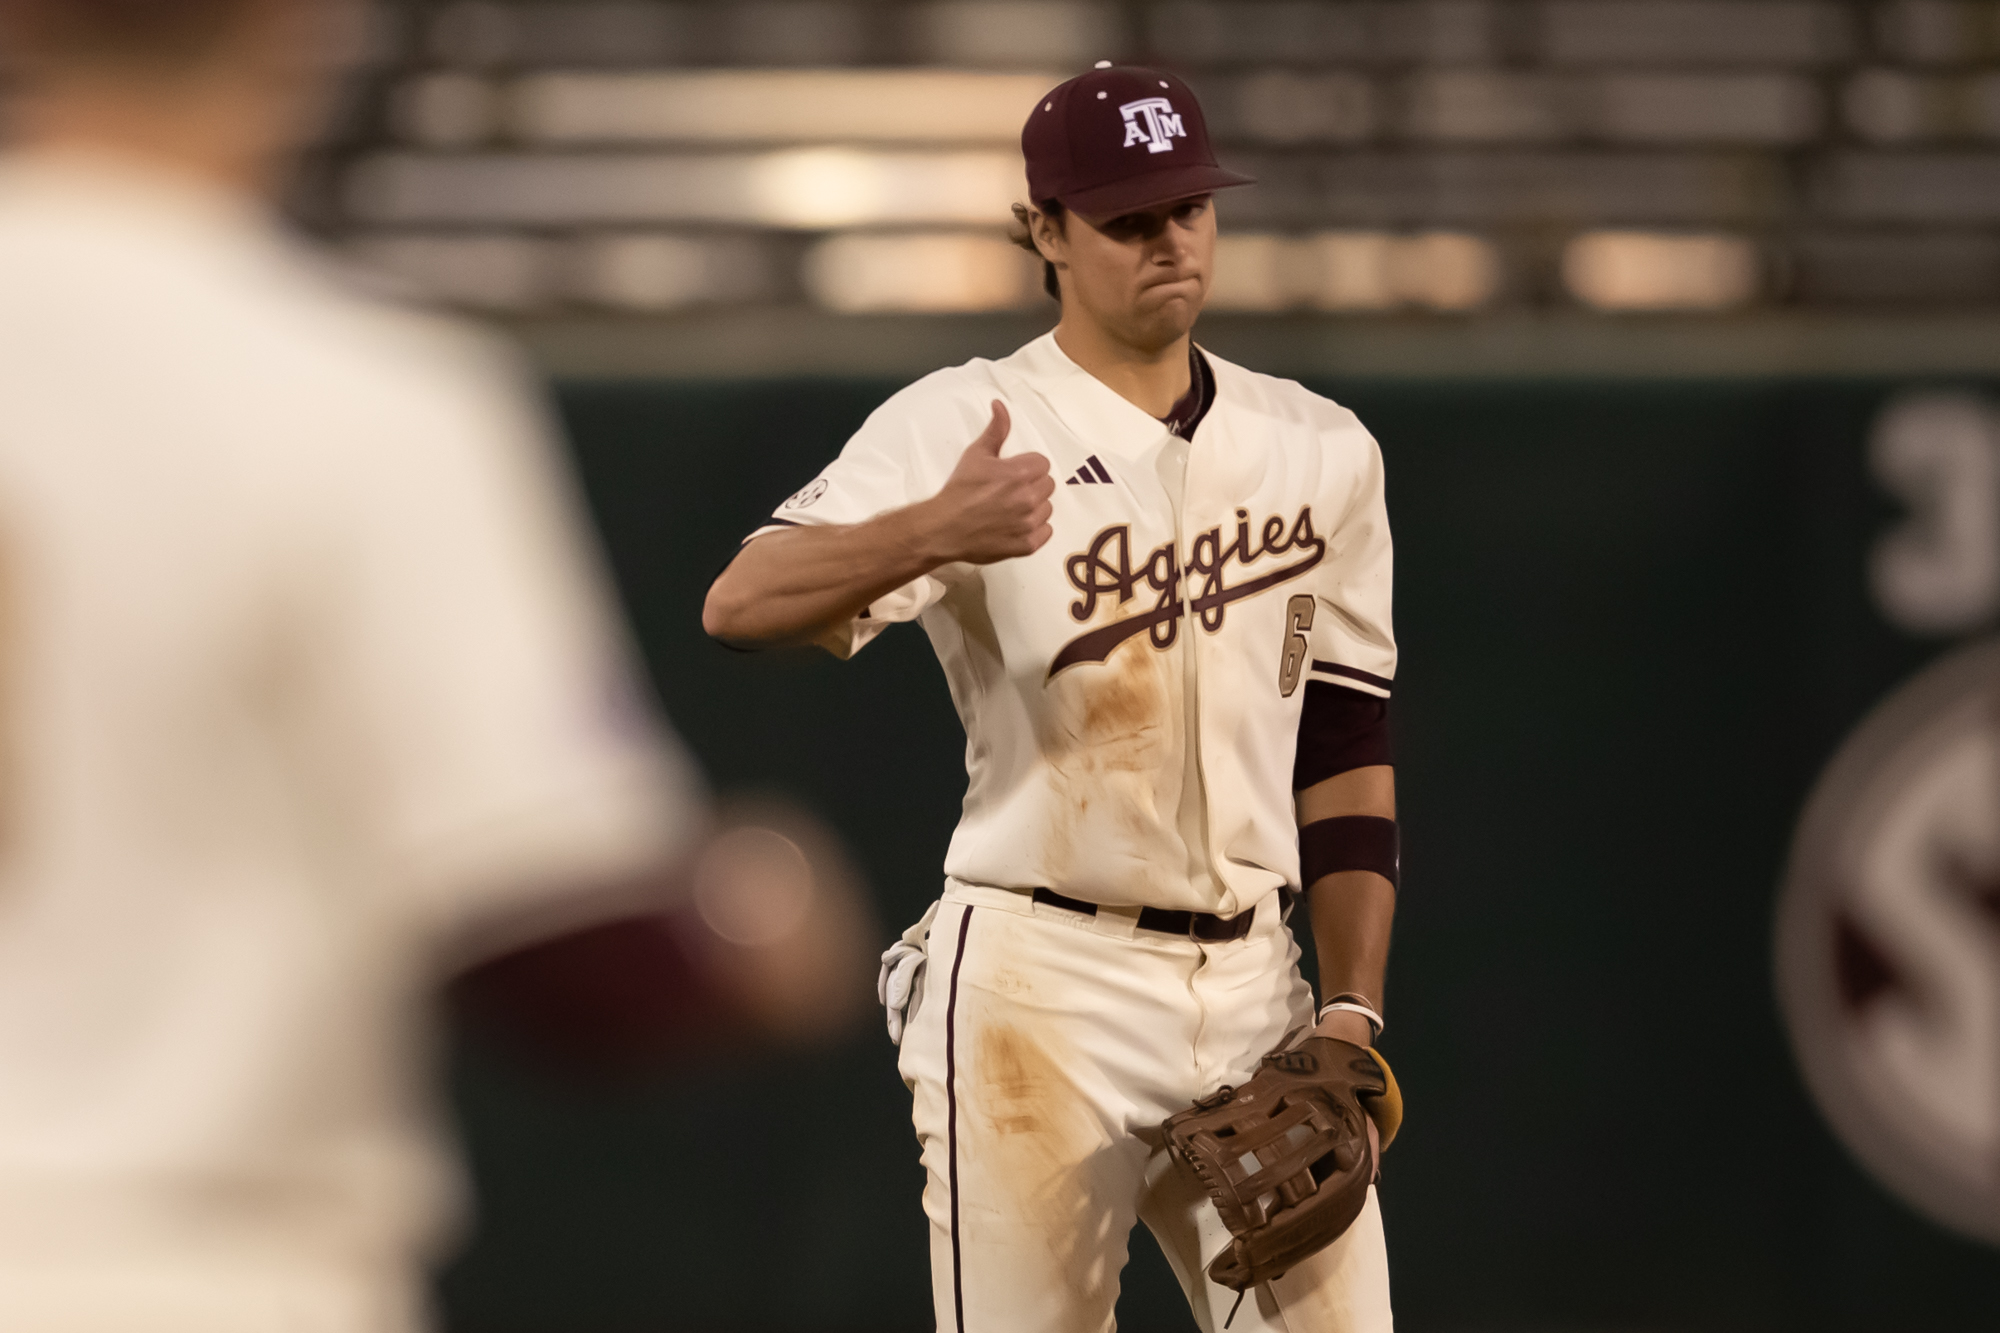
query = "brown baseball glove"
(1163, 1036, 1403, 1296)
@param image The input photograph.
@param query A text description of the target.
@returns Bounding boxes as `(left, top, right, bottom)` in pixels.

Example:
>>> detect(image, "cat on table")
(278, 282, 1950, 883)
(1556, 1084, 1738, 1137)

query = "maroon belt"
(1031, 887, 1257, 942)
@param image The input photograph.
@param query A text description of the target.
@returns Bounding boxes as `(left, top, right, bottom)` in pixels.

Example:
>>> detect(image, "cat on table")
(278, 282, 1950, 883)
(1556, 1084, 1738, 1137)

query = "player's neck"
(1053, 318, 1193, 421)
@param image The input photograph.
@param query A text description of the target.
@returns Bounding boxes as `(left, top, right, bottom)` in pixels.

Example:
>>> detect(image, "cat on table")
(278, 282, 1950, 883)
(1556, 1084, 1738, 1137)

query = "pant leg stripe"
(944, 904, 975, 1333)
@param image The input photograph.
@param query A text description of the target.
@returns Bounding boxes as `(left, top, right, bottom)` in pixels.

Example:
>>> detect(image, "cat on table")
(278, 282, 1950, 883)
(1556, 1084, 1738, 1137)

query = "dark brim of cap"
(1057, 163, 1257, 219)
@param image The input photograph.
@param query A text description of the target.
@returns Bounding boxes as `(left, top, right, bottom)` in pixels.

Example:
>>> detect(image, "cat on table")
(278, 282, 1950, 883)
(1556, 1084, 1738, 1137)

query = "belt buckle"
(1200, 903, 1252, 943)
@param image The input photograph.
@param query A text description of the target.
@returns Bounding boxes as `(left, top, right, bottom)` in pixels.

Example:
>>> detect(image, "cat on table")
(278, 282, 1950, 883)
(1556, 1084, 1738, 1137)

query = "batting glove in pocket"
(877, 900, 940, 1046)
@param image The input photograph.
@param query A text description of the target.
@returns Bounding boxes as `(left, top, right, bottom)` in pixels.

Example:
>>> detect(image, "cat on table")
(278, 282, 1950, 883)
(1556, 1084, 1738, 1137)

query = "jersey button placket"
(1178, 426, 1225, 915)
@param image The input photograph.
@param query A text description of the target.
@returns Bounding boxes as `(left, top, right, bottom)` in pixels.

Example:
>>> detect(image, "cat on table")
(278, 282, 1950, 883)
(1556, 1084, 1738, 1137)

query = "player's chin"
(1126, 292, 1203, 343)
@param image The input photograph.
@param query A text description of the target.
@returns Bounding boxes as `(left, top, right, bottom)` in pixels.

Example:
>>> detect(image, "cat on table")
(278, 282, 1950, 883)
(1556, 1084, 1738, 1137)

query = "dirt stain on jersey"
(971, 1020, 1119, 1329)
(1036, 630, 1176, 884)
(1076, 639, 1161, 742)
(1041, 616, 1170, 762)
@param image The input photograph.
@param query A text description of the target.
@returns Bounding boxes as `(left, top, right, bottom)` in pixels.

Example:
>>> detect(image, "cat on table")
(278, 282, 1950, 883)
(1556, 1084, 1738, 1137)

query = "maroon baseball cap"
(1022, 63, 1254, 217)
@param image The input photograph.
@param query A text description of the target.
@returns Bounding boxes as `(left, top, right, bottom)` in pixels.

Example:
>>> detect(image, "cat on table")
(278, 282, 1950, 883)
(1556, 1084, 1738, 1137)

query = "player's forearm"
(1297, 764, 1397, 1039)
(1307, 871, 1394, 1015)
(702, 501, 951, 646)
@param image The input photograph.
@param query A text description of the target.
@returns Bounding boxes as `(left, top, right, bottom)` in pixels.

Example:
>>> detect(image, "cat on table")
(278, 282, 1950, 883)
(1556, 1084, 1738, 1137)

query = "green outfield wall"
(436, 377, 2000, 1333)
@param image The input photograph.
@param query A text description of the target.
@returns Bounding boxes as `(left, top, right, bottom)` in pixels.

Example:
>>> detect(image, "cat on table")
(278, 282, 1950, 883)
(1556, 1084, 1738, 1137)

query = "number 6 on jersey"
(1280, 592, 1315, 697)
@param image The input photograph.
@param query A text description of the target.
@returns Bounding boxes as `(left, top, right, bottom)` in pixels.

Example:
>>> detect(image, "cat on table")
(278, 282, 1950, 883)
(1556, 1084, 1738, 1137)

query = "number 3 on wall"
(1870, 391, 2000, 636)
(1279, 593, 1314, 697)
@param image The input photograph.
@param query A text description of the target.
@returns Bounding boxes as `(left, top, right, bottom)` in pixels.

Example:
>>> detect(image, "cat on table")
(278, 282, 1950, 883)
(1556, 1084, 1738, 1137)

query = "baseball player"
(0, 2, 811, 1329)
(706, 65, 1399, 1332)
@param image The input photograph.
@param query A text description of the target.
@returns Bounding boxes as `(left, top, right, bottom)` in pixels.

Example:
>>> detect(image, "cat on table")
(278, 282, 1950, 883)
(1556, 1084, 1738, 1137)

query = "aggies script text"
(1049, 507, 1325, 676)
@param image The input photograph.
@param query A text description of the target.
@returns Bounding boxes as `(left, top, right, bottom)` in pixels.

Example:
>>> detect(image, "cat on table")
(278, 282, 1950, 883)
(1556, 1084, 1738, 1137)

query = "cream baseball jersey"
(0, 154, 700, 1330)
(756, 332, 1394, 917)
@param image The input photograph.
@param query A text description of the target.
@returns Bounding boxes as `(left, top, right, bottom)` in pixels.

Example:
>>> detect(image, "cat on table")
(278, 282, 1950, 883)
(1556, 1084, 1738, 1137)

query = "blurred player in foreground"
(709, 65, 1400, 1333)
(0, 3, 866, 1330)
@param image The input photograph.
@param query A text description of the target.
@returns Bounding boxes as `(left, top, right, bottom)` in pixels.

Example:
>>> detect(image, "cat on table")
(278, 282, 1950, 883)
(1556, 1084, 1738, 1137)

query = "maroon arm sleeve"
(450, 913, 734, 1071)
(1292, 681, 1392, 791)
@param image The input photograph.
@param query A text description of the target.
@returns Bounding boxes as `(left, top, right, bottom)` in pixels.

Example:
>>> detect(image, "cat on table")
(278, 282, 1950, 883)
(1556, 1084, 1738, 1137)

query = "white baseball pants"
(897, 881, 1394, 1333)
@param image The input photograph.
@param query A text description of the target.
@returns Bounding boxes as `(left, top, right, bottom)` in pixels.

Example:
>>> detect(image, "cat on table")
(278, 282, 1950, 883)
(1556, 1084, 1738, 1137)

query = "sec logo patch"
(1776, 637, 2000, 1245)
(786, 479, 828, 510)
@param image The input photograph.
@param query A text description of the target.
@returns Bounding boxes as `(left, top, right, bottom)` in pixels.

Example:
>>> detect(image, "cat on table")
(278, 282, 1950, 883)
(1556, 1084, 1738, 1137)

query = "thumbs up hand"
(923, 402, 1055, 565)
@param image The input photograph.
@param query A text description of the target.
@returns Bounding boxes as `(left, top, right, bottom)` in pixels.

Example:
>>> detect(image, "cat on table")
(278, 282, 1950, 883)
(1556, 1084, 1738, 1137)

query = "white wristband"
(1316, 996, 1384, 1041)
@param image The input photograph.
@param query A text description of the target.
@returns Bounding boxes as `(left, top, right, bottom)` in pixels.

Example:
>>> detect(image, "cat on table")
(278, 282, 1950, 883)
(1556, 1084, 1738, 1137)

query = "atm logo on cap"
(1120, 97, 1185, 153)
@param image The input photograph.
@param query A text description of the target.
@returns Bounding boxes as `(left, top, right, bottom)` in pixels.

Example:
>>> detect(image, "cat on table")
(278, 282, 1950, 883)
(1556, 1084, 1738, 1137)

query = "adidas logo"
(1065, 455, 1115, 486)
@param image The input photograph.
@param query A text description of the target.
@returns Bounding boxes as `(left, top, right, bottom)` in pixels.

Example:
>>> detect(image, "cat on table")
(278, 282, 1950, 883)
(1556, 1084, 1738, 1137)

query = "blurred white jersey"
(757, 333, 1395, 918)
(0, 154, 701, 1331)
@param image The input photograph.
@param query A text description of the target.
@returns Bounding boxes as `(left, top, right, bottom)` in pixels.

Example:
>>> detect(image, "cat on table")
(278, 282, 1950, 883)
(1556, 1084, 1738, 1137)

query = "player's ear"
(1029, 205, 1068, 266)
